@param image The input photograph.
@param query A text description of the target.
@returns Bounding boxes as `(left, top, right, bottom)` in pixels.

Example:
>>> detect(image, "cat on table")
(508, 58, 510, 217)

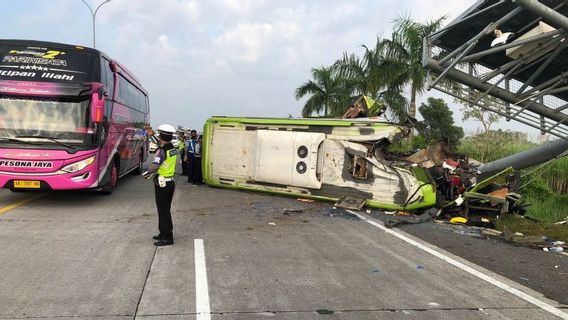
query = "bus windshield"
(0, 95, 96, 149)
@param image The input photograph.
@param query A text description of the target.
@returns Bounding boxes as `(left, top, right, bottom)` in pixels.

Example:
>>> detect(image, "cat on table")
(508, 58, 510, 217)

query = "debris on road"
(502, 226, 568, 252)
(321, 207, 360, 220)
(334, 196, 366, 210)
(450, 217, 467, 224)
(283, 208, 303, 215)
(383, 208, 439, 227)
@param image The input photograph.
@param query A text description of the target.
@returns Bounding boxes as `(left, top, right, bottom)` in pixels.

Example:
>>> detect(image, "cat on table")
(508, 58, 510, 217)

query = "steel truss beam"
(432, 82, 568, 140)
(425, 58, 568, 140)
(515, 0, 568, 31)
(424, 0, 568, 140)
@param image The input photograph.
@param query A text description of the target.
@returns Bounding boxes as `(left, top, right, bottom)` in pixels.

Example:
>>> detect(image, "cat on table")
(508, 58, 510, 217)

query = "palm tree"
(379, 15, 446, 119)
(295, 66, 351, 117)
(333, 38, 408, 121)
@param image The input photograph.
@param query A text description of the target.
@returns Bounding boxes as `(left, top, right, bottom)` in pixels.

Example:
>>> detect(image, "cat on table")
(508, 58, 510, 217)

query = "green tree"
(379, 15, 446, 119)
(416, 97, 464, 149)
(457, 94, 502, 133)
(333, 38, 408, 121)
(461, 105, 502, 133)
(294, 66, 351, 117)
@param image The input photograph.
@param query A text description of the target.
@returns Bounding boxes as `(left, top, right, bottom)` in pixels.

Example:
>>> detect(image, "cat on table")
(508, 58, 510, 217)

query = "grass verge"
(495, 215, 568, 243)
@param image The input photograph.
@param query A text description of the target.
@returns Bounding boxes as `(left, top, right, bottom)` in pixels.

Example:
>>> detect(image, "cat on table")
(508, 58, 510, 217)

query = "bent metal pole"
(477, 138, 568, 179)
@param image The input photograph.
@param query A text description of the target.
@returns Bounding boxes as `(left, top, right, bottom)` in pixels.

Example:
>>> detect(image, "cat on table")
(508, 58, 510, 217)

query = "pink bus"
(0, 40, 149, 194)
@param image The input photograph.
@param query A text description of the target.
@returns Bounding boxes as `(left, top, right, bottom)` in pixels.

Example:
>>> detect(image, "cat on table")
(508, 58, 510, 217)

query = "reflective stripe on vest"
(157, 148, 178, 177)
(187, 139, 197, 154)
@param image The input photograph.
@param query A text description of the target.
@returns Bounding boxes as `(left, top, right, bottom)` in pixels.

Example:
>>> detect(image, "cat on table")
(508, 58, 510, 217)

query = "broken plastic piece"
(450, 217, 468, 224)
(455, 195, 464, 206)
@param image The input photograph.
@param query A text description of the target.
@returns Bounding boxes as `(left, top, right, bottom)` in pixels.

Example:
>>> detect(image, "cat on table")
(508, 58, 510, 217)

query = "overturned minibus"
(202, 117, 436, 211)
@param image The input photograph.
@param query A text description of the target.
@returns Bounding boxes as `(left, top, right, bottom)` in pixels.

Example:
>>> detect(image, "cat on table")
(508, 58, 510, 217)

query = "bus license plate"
(14, 180, 40, 189)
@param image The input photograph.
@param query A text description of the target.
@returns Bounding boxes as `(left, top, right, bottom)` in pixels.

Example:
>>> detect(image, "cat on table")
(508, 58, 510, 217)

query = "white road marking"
(348, 211, 568, 320)
(195, 239, 211, 320)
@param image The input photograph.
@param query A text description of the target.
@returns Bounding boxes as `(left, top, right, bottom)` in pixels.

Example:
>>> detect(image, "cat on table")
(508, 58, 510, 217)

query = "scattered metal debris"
(321, 207, 360, 221)
(502, 227, 568, 252)
(334, 196, 367, 210)
(283, 208, 303, 215)
(383, 208, 439, 228)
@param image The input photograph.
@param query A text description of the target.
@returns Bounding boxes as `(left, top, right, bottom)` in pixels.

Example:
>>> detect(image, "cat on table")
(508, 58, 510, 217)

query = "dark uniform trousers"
(188, 156, 202, 184)
(154, 179, 175, 241)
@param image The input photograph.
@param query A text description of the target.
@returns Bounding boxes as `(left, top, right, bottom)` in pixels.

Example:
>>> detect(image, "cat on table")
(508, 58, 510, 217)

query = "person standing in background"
(186, 130, 198, 184)
(193, 134, 203, 185)
(178, 131, 186, 175)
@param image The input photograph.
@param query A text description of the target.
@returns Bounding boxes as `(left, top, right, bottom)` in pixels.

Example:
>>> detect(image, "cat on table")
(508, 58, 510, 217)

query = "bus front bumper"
(0, 166, 99, 191)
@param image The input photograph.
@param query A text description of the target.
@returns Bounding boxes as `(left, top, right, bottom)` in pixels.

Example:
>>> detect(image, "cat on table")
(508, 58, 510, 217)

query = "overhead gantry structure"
(424, 0, 568, 140)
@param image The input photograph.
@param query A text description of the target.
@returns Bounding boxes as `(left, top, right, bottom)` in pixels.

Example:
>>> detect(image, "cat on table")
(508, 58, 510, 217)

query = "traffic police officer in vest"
(143, 124, 178, 246)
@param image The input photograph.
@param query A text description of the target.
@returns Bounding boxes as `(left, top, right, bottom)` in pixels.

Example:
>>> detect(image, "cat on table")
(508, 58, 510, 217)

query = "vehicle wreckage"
(202, 93, 568, 225)
(202, 114, 436, 211)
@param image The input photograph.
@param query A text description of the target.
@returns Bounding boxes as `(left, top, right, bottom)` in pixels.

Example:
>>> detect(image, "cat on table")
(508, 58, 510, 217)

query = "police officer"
(143, 124, 178, 246)
(186, 130, 199, 184)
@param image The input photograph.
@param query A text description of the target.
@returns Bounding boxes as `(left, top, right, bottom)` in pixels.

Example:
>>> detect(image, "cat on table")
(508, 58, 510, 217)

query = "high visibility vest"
(179, 139, 185, 151)
(157, 148, 178, 177)
(187, 139, 196, 155)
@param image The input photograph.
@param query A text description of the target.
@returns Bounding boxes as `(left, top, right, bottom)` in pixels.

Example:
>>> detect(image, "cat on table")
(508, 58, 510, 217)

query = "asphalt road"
(0, 170, 567, 319)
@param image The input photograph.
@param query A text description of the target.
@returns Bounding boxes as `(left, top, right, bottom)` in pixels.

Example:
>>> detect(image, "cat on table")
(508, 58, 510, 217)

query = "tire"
(101, 161, 118, 195)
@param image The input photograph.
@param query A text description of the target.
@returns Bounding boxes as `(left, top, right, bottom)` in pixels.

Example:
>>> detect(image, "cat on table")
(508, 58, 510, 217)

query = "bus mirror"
(91, 91, 105, 123)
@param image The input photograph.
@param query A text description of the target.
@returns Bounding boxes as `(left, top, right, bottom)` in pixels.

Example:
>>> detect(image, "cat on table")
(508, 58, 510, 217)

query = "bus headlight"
(61, 156, 96, 173)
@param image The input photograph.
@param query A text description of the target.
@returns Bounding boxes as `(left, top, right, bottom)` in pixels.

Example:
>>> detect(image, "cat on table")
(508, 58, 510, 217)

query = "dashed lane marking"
(195, 239, 211, 320)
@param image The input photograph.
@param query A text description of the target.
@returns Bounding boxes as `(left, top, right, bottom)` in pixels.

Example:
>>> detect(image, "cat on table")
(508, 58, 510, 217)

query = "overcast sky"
(1, 0, 540, 136)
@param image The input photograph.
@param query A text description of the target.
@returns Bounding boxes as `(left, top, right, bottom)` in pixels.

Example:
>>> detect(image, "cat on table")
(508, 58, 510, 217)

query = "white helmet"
(158, 124, 176, 134)
(157, 124, 176, 142)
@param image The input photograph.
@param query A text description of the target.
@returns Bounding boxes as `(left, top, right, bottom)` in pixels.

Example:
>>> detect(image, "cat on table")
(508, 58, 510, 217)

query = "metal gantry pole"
(515, 0, 568, 31)
(80, 0, 113, 48)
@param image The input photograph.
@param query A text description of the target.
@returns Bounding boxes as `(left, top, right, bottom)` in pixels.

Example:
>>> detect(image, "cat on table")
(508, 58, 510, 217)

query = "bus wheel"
(102, 162, 118, 195)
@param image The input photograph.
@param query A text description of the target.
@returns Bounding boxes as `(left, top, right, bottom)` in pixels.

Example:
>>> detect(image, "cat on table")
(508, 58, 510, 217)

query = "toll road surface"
(0, 173, 566, 319)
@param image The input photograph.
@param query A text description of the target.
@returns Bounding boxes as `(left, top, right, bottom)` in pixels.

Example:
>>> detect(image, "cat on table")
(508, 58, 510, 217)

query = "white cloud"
(213, 23, 275, 63)
(3, 0, 528, 133)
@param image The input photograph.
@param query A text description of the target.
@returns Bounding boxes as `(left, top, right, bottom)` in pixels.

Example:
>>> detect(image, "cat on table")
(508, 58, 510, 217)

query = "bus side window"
(101, 58, 115, 99)
(99, 58, 114, 123)
(118, 75, 127, 105)
(137, 90, 146, 113)
(135, 90, 141, 113)
(100, 59, 107, 88)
